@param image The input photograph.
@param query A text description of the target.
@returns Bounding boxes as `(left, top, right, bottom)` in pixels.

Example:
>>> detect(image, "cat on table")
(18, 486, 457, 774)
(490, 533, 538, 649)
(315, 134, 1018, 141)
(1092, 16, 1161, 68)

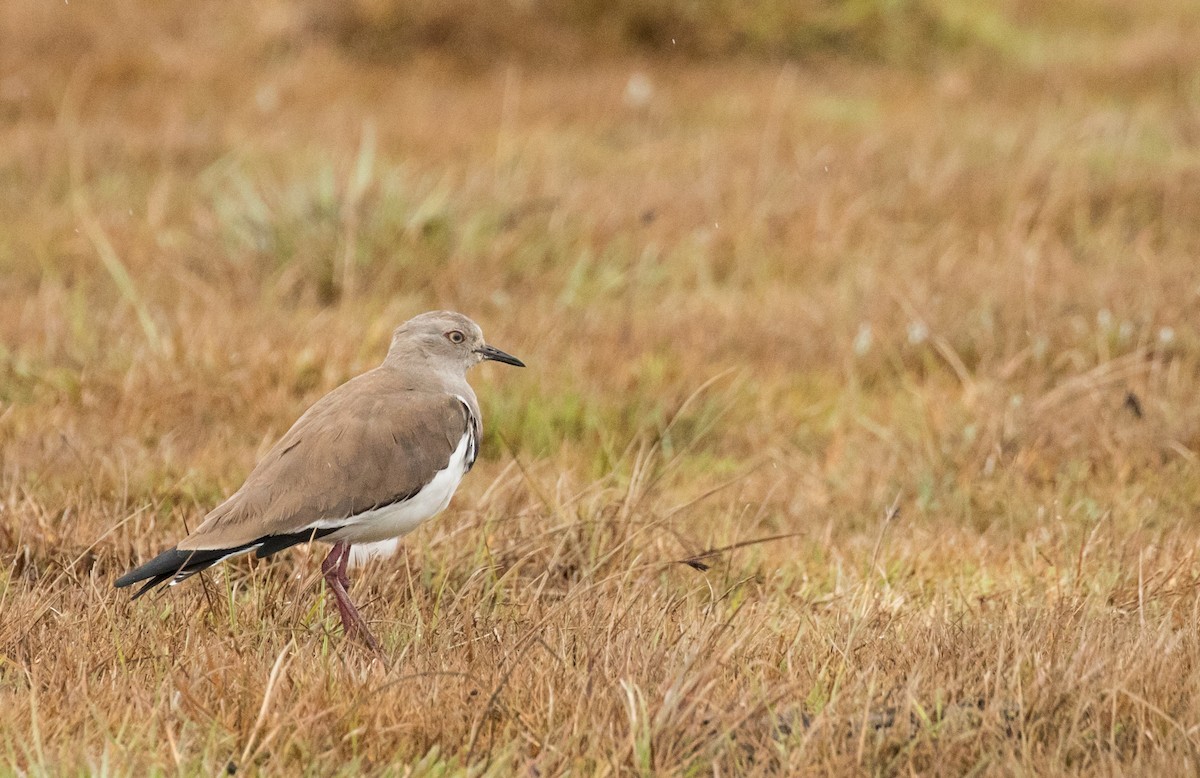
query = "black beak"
(477, 344, 525, 367)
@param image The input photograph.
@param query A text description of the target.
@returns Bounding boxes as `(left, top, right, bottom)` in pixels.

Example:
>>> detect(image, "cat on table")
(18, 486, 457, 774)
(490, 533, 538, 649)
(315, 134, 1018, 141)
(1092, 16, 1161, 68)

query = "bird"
(115, 311, 524, 650)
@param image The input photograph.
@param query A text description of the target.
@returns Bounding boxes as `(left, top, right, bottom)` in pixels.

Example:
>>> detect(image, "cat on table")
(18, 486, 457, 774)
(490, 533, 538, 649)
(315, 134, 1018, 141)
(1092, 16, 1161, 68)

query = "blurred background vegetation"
(314, 0, 1017, 65)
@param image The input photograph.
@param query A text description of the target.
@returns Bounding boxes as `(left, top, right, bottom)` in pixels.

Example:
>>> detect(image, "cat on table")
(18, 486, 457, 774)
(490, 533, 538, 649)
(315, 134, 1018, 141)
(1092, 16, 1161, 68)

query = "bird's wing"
(178, 373, 472, 551)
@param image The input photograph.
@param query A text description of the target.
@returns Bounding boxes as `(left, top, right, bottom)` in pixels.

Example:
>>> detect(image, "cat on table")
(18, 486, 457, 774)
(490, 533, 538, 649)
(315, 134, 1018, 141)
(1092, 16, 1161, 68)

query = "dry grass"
(3, 0, 1200, 774)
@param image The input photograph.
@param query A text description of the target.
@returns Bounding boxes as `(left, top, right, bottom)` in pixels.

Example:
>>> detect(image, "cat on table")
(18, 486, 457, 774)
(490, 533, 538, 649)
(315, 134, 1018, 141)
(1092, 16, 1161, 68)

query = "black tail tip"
(114, 546, 190, 595)
(113, 570, 141, 589)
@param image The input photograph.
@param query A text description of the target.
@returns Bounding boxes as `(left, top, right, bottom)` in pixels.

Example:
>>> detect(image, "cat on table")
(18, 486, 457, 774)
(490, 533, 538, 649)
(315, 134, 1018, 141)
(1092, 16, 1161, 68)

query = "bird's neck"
(381, 349, 472, 397)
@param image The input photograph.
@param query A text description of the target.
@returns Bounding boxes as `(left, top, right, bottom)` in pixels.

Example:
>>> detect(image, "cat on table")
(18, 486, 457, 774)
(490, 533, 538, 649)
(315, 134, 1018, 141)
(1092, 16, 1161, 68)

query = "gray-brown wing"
(179, 375, 470, 551)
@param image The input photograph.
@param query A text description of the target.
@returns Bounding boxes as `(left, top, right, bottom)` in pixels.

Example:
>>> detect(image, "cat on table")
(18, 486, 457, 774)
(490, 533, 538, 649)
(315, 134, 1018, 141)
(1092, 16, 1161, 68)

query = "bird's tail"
(114, 546, 251, 599)
(115, 527, 342, 599)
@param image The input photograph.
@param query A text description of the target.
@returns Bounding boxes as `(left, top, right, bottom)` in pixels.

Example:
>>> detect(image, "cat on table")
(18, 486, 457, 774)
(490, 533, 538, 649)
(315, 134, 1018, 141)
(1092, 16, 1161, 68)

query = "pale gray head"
(388, 311, 525, 375)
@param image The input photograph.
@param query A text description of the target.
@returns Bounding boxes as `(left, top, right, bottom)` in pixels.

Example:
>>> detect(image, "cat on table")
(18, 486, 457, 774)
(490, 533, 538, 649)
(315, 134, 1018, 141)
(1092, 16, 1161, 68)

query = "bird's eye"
(447, 330, 465, 344)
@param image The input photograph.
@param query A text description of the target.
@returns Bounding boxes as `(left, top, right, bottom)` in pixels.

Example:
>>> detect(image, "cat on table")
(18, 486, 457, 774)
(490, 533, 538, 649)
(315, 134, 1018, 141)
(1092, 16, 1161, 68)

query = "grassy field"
(3, 0, 1200, 774)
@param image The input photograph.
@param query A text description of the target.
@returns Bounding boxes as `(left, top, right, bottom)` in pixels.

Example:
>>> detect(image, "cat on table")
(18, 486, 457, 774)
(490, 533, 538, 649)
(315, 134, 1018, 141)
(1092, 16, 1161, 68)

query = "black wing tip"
(130, 573, 174, 599)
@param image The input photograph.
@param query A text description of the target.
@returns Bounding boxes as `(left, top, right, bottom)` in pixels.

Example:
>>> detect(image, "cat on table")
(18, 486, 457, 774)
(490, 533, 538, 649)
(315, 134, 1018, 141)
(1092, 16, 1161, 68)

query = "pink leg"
(336, 542, 351, 590)
(320, 542, 380, 652)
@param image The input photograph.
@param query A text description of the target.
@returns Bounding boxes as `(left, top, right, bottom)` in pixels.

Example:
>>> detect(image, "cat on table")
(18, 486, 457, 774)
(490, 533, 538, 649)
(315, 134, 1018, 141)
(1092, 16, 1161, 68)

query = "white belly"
(320, 432, 470, 545)
(348, 539, 400, 568)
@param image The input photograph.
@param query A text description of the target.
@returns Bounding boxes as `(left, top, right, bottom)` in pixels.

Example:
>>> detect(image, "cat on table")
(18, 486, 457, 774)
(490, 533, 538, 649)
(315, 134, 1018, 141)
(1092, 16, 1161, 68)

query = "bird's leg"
(319, 543, 357, 630)
(333, 543, 374, 642)
(336, 541, 351, 590)
(320, 542, 380, 653)
(319, 541, 348, 588)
